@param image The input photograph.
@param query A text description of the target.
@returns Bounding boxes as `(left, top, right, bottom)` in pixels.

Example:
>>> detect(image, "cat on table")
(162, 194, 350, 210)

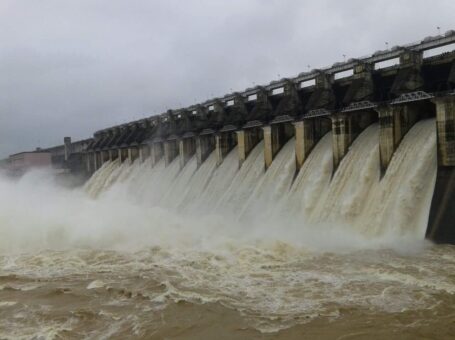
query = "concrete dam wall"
(41, 32, 455, 243)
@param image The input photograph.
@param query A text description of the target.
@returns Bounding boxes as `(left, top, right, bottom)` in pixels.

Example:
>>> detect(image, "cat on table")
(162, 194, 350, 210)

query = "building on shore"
(5, 150, 52, 176)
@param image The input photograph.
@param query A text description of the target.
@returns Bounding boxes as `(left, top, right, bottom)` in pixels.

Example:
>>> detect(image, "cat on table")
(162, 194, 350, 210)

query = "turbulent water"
(1, 119, 455, 339)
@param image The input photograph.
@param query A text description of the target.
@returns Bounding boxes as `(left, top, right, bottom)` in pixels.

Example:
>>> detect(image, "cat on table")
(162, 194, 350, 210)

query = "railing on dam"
(85, 32, 454, 170)
(86, 31, 454, 149)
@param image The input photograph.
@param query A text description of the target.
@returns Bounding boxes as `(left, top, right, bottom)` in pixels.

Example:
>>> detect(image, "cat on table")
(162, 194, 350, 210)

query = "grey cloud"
(1, 0, 454, 157)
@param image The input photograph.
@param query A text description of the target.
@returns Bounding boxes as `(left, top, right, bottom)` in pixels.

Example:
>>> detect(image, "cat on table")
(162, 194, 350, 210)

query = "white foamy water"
(1, 118, 454, 338)
(85, 122, 435, 243)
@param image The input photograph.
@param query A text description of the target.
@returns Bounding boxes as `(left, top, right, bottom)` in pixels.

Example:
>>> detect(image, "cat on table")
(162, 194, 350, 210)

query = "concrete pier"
(164, 139, 179, 166)
(94, 152, 101, 171)
(263, 123, 294, 169)
(215, 131, 237, 166)
(377, 102, 428, 174)
(108, 149, 118, 161)
(331, 111, 377, 172)
(237, 127, 262, 168)
(86, 152, 94, 173)
(64, 137, 72, 162)
(331, 115, 353, 171)
(196, 133, 215, 167)
(151, 142, 164, 166)
(139, 144, 151, 162)
(294, 119, 331, 170)
(119, 148, 128, 163)
(427, 95, 455, 244)
(127, 147, 139, 163)
(101, 150, 109, 164)
(434, 96, 455, 166)
(179, 136, 196, 169)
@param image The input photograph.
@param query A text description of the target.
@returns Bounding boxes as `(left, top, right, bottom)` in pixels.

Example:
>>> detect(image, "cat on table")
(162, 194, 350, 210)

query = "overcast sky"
(0, 0, 454, 157)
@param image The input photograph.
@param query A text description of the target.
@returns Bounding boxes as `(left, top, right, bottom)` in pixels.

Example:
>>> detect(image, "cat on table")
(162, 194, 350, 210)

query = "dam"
(2, 30, 455, 338)
(5, 32, 455, 243)
(79, 32, 455, 244)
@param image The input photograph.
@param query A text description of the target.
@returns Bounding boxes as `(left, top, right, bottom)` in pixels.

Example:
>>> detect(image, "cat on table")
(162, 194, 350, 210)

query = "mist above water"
(84, 119, 437, 252)
(0, 119, 437, 255)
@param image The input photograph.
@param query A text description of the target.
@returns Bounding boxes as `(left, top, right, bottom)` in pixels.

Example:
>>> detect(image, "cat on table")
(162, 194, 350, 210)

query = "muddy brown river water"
(1, 119, 454, 339)
(1, 245, 455, 339)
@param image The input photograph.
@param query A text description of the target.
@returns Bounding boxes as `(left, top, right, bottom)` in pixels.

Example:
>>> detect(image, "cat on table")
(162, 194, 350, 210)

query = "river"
(1, 119, 454, 339)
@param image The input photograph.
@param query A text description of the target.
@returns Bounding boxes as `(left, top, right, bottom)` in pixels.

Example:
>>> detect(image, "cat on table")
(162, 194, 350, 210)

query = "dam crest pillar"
(119, 148, 129, 163)
(331, 114, 354, 171)
(139, 144, 151, 162)
(427, 95, 455, 244)
(294, 118, 331, 170)
(94, 152, 100, 171)
(86, 152, 94, 174)
(196, 133, 215, 167)
(179, 136, 196, 169)
(377, 100, 431, 175)
(127, 147, 139, 163)
(263, 122, 294, 169)
(151, 142, 164, 166)
(237, 127, 262, 168)
(434, 96, 455, 167)
(108, 150, 114, 162)
(215, 130, 237, 166)
(101, 151, 109, 165)
(164, 138, 179, 167)
(331, 109, 377, 172)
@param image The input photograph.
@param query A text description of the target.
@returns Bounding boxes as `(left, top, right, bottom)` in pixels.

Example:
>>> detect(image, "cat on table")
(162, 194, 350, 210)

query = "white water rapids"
(83, 119, 437, 247)
(1, 118, 455, 338)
